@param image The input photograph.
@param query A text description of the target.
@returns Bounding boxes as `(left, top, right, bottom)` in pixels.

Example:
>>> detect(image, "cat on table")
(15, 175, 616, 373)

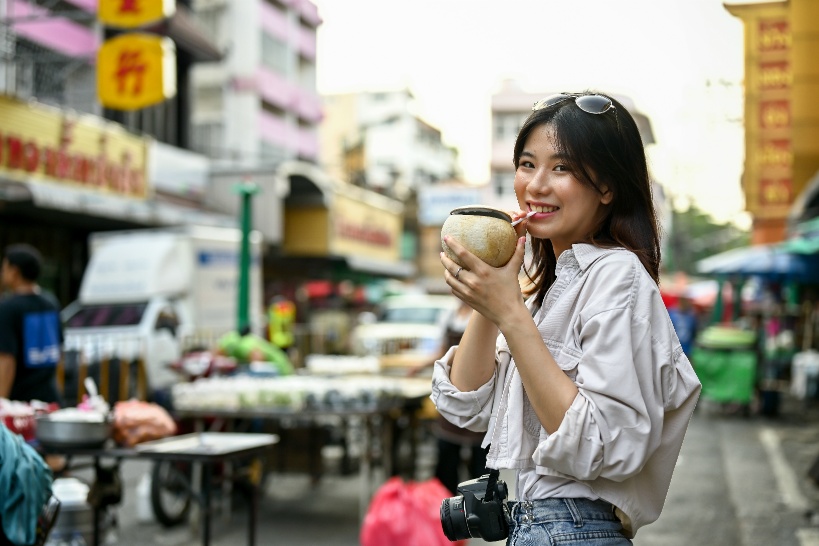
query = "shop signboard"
(98, 0, 176, 29)
(0, 95, 149, 198)
(330, 193, 402, 263)
(726, 3, 792, 221)
(755, 17, 792, 218)
(97, 33, 177, 111)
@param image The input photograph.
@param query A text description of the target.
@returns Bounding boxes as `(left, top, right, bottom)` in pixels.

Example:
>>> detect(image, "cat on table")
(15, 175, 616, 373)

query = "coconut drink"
(441, 205, 518, 268)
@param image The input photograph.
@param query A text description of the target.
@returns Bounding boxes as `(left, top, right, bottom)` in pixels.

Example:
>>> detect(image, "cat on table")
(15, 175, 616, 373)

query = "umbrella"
(695, 244, 819, 283)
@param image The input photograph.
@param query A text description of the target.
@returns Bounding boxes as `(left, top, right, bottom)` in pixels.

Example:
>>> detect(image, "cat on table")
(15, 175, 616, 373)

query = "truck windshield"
(65, 303, 148, 328)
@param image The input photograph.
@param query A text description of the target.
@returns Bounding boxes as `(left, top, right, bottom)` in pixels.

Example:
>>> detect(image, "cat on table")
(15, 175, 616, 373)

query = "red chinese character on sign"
(115, 50, 147, 95)
(118, 0, 141, 13)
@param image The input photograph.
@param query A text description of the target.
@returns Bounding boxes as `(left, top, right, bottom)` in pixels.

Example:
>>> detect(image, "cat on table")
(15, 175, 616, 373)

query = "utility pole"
(233, 180, 260, 333)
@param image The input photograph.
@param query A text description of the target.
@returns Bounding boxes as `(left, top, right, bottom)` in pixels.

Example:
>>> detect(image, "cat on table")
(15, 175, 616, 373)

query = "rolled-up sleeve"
(533, 308, 660, 482)
(430, 346, 497, 432)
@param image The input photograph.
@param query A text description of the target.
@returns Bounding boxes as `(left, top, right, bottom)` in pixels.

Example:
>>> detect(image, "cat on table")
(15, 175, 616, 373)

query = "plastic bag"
(360, 476, 466, 546)
(111, 400, 176, 447)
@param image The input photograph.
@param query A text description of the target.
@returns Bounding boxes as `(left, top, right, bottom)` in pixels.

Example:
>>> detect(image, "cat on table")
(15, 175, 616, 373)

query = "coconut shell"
(441, 205, 517, 268)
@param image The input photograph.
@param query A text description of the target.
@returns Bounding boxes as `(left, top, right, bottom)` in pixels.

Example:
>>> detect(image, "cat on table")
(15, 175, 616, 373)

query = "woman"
(433, 91, 701, 544)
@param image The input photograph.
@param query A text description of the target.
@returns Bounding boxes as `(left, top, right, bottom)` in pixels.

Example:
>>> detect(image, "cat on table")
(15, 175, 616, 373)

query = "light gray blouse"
(431, 244, 702, 537)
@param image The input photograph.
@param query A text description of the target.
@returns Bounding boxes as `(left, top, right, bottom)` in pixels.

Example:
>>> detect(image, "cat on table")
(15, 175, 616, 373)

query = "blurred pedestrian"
(668, 296, 698, 357)
(0, 244, 63, 405)
(432, 300, 487, 494)
(433, 91, 701, 543)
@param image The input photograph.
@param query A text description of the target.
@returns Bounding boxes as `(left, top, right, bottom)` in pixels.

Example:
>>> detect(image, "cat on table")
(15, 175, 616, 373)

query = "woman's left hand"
(441, 234, 528, 330)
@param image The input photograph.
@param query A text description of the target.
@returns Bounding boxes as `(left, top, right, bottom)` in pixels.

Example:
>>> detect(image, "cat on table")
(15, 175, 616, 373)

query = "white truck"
(61, 225, 264, 396)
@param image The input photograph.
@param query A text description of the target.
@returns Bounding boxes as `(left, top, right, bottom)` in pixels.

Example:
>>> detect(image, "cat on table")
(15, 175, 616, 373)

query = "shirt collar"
(557, 243, 623, 272)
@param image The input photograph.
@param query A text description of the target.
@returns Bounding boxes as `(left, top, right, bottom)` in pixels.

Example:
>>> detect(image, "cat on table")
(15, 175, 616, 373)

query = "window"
(261, 33, 288, 74)
(191, 121, 224, 157)
(494, 113, 526, 141)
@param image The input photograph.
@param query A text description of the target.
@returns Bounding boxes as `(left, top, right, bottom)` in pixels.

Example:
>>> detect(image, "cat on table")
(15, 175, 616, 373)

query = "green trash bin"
(692, 326, 757, 405)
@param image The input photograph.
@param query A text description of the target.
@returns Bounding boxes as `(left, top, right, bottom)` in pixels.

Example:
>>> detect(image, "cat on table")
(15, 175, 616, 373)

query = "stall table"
(42, 432, 277, 546)
(172, 376, 433, 520)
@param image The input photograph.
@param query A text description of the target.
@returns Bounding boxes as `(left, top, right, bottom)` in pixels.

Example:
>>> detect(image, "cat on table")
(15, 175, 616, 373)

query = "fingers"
(510, 210, 531, 237)
(507, 236, 527, 271)
(441, 235, 480, 272)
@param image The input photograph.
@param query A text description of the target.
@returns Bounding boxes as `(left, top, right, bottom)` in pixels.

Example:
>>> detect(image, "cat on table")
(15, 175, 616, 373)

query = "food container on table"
(35, 409, 111, 449)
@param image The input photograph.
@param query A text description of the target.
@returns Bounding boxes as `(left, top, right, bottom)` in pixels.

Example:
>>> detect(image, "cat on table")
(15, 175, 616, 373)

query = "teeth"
(531, 206, 558, 213)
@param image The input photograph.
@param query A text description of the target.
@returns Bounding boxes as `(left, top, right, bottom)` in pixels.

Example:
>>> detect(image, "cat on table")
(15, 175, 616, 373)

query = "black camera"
(439, 469, 509, 542)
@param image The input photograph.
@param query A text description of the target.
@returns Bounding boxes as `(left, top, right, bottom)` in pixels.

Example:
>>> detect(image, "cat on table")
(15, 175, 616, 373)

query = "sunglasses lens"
(574, 94, 612, 114)
(532, 94, 572, 111)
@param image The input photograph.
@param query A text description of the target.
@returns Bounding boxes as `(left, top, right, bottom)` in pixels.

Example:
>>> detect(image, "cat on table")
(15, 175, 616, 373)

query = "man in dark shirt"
(0, 244, 63, 404)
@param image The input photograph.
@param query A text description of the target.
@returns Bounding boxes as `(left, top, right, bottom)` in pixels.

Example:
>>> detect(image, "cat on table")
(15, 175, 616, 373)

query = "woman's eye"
(519, 161, 535, 169)
(554, 164, 568, 172)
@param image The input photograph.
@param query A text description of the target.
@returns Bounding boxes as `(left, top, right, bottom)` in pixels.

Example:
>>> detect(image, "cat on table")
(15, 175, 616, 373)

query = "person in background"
(433, 300, 488, 493)
(433, 91, 701, 543)
(0, 244, 63, 405)
(668, 295, 698, 358)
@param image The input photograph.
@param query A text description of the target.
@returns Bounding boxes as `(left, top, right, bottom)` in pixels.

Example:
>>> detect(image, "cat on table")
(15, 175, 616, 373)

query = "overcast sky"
(310, 0, 749, 227)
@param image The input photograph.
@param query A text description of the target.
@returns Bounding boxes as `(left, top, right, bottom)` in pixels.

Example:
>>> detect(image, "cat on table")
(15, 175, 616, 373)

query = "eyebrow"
(519, 150, 571, 161)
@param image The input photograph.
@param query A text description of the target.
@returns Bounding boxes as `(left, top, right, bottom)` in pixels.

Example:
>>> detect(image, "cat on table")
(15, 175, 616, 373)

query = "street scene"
(99, 399, 819, 546)
(2, 1, 819, 546)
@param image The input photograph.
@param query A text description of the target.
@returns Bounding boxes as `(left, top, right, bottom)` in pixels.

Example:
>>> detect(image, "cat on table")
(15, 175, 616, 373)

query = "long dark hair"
(513, 91, 661, 306)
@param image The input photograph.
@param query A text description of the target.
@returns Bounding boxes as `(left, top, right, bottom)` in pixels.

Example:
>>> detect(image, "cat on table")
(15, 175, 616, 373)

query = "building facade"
(0, 0, 233, 306)
(189, 0, 323, 166)
(319, 89, 460, 200)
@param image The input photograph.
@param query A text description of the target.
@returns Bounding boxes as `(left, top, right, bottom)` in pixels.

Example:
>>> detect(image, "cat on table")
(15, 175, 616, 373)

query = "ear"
(600, 187, 613, 205)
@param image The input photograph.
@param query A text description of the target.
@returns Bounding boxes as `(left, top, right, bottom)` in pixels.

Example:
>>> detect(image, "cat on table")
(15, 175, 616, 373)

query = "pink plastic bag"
(360, 477, 466, 546)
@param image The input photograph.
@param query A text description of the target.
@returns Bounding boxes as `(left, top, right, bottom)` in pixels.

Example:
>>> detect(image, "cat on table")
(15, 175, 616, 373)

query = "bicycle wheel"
(150, 460, 192, 527)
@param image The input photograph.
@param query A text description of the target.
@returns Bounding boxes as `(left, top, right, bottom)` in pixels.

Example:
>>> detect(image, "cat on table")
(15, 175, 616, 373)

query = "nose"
(527, 167, 551, 195)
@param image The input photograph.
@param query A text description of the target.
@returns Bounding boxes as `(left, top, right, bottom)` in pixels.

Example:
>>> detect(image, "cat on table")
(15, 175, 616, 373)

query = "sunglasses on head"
(532, 93, 615, 115)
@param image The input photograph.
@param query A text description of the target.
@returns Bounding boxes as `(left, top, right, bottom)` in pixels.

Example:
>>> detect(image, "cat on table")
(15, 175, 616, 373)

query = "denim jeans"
(505, 498, 632, 545)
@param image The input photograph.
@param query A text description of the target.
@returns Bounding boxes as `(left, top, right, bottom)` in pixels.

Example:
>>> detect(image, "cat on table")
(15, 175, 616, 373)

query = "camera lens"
(440, 496, 471, 541)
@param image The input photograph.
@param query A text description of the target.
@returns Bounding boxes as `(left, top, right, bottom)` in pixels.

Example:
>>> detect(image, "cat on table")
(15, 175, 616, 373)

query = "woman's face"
(514, 123, 612, 257)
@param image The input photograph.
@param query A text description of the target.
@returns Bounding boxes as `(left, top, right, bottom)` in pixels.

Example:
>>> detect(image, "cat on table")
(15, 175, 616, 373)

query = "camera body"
(439, 471, 509, 542)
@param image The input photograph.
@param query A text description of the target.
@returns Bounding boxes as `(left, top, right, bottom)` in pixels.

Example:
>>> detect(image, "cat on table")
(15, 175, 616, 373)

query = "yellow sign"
(330, 194, 402, 262)
(98, 0, 175, 29)
(0, 95, 149, 198)
(97, 33, 177, 111)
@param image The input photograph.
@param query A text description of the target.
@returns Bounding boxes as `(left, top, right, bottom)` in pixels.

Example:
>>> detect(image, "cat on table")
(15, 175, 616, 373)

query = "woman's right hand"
(440, 233, 528, 331)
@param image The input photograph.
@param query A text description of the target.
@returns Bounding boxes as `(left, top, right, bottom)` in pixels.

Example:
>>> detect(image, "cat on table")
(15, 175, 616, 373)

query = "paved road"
(59, 397, 819, 546)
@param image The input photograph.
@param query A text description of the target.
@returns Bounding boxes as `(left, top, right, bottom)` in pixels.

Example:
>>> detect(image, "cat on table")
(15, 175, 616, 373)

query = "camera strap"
(484, 469, 501, 501)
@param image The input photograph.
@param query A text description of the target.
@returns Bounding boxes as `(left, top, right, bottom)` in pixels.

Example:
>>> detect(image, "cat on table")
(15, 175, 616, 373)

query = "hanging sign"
(97, 33, 177, 111)
(98, 0, 176, 29)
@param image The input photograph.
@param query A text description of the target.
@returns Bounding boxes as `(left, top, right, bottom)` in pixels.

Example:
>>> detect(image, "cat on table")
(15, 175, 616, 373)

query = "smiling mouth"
(530, 205, 559, 214)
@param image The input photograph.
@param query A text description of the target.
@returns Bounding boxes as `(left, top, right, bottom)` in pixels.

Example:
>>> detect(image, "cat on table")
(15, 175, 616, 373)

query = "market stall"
(695, 243, 819, 414)
(41, 432, 277, 546)
(170, 370, 432, 519)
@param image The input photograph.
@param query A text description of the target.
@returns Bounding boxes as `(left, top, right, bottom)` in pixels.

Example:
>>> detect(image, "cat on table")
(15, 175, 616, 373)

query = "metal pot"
(35, 415, 111, 449)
